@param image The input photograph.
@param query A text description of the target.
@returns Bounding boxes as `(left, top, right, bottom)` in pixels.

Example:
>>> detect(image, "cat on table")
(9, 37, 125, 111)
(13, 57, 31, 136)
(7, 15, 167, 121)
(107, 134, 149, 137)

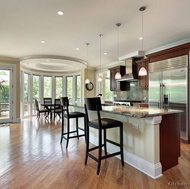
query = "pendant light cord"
(86, 43, 89, 82)
(116, 23, 121, 62)
(99, 34, 103, 71)
(141, 9, 144, 51)
(139, 6, 146, 51)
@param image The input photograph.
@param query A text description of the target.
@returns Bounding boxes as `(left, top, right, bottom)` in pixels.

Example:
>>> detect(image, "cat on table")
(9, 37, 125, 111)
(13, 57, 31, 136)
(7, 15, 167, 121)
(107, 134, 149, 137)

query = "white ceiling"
(1, 0, 190, 72)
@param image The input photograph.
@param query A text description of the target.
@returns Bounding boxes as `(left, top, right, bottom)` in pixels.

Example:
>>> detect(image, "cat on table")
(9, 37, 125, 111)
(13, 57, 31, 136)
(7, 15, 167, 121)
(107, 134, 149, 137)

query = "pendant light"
(115, 23, 122, 80)
(138, 6, 147, 76)
(85, 43, 90, 84)
(98, 34, 103, 82)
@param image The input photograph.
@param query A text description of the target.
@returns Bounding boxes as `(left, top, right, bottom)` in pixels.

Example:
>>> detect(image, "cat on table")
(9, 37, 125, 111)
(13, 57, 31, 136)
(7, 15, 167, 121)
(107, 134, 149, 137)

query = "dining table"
(41, 103, 55, 119)
(41, 103, 65, 120)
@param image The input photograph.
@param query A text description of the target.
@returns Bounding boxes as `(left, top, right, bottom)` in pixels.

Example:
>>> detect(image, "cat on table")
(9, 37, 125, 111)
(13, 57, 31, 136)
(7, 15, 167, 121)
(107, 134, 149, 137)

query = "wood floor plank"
(0, 117, 190, 189)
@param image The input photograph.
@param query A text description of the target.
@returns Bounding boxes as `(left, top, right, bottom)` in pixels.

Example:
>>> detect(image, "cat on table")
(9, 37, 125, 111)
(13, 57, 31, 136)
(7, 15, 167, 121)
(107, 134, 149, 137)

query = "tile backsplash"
(114, 82, 148, 102)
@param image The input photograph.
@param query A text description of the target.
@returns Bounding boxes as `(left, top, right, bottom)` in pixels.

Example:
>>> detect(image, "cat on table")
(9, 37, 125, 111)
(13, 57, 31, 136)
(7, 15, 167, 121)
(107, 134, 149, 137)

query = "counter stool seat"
(60, 97, 86, 148)
(84, 97, 124, 175)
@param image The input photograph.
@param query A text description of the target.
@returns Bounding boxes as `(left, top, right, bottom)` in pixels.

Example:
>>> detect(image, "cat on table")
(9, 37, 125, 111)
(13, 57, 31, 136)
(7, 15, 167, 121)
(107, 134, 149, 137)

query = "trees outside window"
(97, 71, 113, 102)
(0, 70, 10, 119)
(33, 75, 39, 100)
(66, 76, 73, 102)
(44, 76, 52, 97)
(55, 76, 63, 98)
(24, 73, 30, 102)
(76, 75, 81, 104)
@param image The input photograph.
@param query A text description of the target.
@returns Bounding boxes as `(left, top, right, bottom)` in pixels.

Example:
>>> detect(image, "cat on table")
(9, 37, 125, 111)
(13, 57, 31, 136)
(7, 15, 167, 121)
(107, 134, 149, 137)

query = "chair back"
(34, 99, 39, 111)
(43, 97, 52, 105)
(54, 98, 61, 108)
(60, 97, 69, 114)
(84, 97, 102, 126)
(60, 97, 69, 106)
(84, 97, 102, 111)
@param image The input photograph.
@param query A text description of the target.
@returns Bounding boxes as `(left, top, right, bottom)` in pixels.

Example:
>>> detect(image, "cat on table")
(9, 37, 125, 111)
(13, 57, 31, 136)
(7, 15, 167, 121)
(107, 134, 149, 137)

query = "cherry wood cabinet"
(136, 59, 149, 88)
(109, 66, 130, 91)
(160, 113, 181, 172)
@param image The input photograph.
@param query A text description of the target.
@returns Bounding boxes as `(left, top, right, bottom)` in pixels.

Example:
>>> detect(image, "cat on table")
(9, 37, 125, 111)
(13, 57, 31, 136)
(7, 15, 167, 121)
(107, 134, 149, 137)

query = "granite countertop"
(71, 104, 182, 118)
(102, 106, 183, 118)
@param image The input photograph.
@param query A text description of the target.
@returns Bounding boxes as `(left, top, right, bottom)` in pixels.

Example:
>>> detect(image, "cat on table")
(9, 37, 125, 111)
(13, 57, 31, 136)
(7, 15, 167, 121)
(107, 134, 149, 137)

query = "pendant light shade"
(85, 43, 90, 84)
(115, 72, 121, 79)
(115, 23, 122, 80)
(138, 6, 147, 76)
(98, 34, 103, 82)
(139, 67, 147, 76)
(85, 78, 90, 84)
(98, 75, 102, 82)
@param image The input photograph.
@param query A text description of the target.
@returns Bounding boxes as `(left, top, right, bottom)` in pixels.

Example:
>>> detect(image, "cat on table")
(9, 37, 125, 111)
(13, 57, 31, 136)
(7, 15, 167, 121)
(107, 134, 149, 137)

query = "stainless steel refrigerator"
(148, 55, 188, 140)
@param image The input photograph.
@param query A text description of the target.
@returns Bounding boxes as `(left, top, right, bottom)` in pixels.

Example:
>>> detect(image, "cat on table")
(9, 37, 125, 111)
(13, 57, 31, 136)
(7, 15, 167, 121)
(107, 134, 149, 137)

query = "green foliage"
(33, 75, 39, 99)
(0, 85, 9, 102)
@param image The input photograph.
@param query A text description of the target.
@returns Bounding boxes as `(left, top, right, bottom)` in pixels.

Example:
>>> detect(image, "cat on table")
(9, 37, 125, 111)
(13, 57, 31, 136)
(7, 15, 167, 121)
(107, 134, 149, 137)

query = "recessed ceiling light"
(41, 40, 45, 44)
(104, 52, 107, 55)
(76, 48, 79, 50)
(57, 11, 64, 15)
(139, 36, 143, 40)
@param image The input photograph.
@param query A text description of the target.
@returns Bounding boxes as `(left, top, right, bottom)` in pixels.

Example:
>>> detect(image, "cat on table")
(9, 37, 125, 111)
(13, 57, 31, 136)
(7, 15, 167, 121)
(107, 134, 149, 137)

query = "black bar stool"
(84, 97, 124, 175)
(60, 97, 86, 148)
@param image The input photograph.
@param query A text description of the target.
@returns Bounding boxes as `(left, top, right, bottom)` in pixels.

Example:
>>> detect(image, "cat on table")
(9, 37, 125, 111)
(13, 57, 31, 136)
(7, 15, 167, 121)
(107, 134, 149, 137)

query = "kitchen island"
(72, 104, 182, 179)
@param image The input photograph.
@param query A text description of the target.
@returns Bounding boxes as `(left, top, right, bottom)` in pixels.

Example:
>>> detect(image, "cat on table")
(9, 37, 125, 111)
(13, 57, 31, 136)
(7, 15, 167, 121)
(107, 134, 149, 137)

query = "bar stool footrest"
(106, 139, 120, 147)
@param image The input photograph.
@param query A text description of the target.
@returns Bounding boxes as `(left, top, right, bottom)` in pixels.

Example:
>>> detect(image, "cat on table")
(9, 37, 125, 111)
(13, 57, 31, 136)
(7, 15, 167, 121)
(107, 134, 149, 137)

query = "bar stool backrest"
(84, 97, 102, 127)
(60, 97, 69, 115)
(85, 97, 102, 111)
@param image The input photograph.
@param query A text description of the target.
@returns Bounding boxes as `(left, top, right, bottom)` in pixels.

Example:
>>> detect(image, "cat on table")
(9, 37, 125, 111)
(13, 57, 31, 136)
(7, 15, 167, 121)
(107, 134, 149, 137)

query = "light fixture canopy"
(98, 34, 103, 82)
(139, 67, 147, 76)
(115, 23, 122, 80)
(85, 43, 90, 84)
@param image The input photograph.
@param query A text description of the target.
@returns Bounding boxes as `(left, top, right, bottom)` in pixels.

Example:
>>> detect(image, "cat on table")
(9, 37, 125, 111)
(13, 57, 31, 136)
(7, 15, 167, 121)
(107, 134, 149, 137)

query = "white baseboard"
(90, 135, 162, 179)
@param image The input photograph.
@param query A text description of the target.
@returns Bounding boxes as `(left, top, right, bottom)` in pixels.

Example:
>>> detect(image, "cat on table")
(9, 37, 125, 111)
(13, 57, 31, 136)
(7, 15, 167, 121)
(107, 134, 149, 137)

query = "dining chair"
(84, 97, 124, 175)
(60, 97, 86, 148)
(53, 98, 62, 120)
(34, 99, 50, 120)
(43, 97, 53, 118)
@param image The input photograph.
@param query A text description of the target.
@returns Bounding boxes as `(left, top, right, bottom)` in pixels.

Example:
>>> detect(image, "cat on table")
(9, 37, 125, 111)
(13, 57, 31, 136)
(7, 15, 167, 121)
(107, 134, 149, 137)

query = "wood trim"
(146, 43, 190, 63)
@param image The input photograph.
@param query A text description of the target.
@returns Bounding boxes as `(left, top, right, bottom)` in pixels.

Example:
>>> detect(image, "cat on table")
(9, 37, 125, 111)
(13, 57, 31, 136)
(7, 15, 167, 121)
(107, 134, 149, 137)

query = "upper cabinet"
(136, 59, 149, 88)
(109, 66, 130, 91)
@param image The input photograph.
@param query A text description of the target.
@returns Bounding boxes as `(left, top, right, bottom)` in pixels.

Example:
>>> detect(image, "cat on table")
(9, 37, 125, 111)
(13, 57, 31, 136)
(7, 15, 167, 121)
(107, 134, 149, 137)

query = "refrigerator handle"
(160, 83, 163, 108)
(163, 83, 165, 94)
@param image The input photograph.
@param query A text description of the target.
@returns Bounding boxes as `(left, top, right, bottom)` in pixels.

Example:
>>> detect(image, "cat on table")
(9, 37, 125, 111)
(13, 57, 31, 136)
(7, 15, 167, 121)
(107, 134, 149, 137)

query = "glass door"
(0, 69, 12, 123)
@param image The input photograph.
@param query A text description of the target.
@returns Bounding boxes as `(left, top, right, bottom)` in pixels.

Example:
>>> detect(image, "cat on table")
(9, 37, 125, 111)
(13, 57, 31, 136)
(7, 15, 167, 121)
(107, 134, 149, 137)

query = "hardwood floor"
(0, 117, 190, 189)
